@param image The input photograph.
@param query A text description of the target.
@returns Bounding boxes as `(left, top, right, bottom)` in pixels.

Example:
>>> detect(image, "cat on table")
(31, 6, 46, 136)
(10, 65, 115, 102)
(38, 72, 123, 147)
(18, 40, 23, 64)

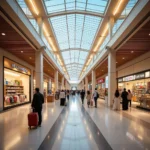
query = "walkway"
(0, 95, 149, 150)
(39, 95, 111, 150)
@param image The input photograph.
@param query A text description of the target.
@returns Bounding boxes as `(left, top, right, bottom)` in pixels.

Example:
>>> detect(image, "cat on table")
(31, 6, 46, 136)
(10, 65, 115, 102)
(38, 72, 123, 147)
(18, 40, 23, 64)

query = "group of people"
(31, 87, 133, 127)
(80, 88, 99, 108)
(113, 88, 132, 111)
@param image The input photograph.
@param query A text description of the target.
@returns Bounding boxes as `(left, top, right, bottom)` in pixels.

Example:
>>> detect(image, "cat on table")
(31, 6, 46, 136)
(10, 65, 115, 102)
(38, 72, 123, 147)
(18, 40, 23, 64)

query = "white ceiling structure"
(17, 0, 139, 82)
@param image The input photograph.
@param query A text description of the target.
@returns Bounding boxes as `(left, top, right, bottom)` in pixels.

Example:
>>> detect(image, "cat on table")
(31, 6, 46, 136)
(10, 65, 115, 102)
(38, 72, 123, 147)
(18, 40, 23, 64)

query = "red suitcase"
(28, 112, 38, 129)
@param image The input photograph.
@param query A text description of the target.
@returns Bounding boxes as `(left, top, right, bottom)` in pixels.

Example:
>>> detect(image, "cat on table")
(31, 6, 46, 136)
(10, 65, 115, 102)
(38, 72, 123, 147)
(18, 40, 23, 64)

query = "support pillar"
(85, 77, 88, 92)
(48, 78, 52, 92)
(92, 70, 96, 94)
(37, 17, 43, 37)
(61, 76, 65, 90)
(108, 17, 114, 39)
(54, 70, 58, 92)
(35, 50, 43, 93)
(108, 49, 116, 107)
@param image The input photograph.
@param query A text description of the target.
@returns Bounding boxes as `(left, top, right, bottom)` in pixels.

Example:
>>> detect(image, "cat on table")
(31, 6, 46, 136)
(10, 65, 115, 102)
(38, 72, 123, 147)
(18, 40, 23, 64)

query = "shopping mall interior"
(0, 0, 150, 150)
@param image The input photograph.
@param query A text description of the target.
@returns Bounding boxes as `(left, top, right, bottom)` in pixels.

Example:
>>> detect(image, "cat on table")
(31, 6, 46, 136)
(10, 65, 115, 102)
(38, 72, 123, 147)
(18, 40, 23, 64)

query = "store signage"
(4, 58, 31, 75)
(123, 75, 135, 82)
(135, 73, 145, 80)
(12, 64, 28, 74)
(97, 78, 105, 83)
(118, 78, 123, 82)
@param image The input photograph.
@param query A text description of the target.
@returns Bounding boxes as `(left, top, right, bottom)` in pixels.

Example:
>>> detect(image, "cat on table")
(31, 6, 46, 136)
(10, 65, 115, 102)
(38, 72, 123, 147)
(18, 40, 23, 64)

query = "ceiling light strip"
(113, 0, 123, 16)
(29, 0, 39, 15)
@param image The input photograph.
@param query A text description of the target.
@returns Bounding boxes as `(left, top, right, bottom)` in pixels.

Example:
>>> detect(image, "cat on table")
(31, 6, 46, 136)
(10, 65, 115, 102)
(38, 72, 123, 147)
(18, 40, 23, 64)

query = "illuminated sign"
(123, 75, 135, 82)
(97, 78, 105, 84)
(135, 73, 145, 80)
(12, 64, 28, 73)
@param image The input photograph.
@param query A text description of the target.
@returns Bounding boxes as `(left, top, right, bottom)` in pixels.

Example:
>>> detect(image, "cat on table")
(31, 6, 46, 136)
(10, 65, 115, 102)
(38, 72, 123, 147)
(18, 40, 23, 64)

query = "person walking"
(80, 89, 85, 104)
(127, 90, 132, 107)
(86, 90, 91, 108)
(32, 88, 44, 127)
(121, 88, 128, 110)
(113, 89, 120, 110)
(66, 90, 70, 101)
(60, 90, 66, 106)
(93, 88, 99, 108)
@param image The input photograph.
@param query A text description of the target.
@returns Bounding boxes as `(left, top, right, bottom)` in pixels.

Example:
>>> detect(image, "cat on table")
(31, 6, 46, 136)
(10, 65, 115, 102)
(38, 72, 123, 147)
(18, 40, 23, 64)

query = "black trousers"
(81, 96, 84, 104)
(67, 95, 69, 101)
(94, 97, 98, 107)
(34, 108, 42, 125)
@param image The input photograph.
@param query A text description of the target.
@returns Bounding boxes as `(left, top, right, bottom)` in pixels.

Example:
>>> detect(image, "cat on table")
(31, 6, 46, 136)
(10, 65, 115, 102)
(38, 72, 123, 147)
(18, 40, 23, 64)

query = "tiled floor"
(0, 96, 150, 150)
(39, 95, 112, 150)
(0, 101, 63, 150)
(84, 99, 150, 150)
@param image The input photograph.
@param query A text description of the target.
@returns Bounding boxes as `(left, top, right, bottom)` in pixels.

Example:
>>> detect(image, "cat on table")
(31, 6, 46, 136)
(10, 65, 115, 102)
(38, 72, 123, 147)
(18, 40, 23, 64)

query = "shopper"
(121, 88, 128, 110)
(127, 90, 132, 107)
(86, 90, 91, 108)
(113, 89, 120, 110)
(80, 89, 85, 104)
(32, 88, 44, 127)
(66, 90, 70, 101)
(93, 88, 99, 108)
(60, 90, 66, 106)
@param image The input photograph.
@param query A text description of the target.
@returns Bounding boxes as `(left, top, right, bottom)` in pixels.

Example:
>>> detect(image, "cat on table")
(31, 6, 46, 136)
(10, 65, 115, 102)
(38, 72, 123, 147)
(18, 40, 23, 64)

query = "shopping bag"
(90, 99, 94, 106)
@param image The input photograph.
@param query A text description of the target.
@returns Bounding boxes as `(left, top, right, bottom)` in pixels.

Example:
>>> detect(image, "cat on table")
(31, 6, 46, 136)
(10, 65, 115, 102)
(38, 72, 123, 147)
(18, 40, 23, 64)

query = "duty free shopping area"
(0, 0, 150, 150)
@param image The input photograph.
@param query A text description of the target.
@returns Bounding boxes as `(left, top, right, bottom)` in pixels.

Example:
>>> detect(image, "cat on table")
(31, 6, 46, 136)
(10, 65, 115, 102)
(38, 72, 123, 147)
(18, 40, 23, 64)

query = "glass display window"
(118, 72, 150, 110)
(4, 68, 30, 108)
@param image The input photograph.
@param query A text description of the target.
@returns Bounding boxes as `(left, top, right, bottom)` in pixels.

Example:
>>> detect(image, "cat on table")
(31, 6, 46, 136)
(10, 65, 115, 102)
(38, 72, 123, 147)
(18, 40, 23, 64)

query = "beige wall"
(117, 51, 150, 78)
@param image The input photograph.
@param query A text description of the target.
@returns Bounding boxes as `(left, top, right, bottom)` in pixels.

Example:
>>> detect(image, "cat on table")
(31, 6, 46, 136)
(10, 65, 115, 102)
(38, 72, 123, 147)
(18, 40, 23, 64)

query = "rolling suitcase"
(28, 112, 38, 129)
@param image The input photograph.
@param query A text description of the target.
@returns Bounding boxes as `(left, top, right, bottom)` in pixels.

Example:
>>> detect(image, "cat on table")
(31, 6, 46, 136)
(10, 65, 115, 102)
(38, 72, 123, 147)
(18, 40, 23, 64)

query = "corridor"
(39, 95, 111, 150)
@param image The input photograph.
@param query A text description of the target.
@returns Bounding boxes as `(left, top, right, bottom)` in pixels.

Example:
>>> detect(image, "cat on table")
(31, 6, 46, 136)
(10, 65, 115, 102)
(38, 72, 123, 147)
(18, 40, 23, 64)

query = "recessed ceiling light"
(116, 62, 118, 63)
(21, 51, 23, 53)
(102, 70, 103, 71)
(131, 51, 134, 53)
(149, 33, 150, 36)
(29, 57, 32, 59)
(1, 33, 6, 36)
(122, 57, 125, 60)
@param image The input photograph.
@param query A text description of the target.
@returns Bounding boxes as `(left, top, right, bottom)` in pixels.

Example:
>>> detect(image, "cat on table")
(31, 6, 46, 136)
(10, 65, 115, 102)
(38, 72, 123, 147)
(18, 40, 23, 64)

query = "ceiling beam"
(61, 48, 89, 52)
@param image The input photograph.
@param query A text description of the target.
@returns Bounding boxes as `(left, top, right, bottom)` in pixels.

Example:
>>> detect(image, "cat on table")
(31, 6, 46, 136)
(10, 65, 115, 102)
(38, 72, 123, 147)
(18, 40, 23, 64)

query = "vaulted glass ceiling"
(44, 0, 109, 14)
(50, 14, 101, 80)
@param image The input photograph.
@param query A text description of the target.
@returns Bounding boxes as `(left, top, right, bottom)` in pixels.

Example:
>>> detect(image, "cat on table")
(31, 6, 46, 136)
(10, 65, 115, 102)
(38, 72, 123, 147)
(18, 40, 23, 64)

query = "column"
(61, 76, 65, 90)
(54, 70, 58, 92)
(48, 78, 52, 92)
(81, 80, 84, 90)
(92, 70, 96, 94)
(108, 49, 116, 107)
(0, 53, 3, 111)
(37, 17, 43, 37)
(108, 17, 114, 39)
(35, 50, 43, 93)
(85, 77, 88, 92)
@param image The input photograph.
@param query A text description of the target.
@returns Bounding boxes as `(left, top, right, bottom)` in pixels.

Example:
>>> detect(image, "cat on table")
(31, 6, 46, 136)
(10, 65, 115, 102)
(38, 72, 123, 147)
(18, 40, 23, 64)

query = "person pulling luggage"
(32, 88, 44, 127)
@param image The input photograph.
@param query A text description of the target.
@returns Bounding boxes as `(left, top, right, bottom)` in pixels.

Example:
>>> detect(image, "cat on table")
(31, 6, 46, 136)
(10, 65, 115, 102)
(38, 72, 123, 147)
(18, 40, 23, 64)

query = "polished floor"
(0, 95, 149, 150)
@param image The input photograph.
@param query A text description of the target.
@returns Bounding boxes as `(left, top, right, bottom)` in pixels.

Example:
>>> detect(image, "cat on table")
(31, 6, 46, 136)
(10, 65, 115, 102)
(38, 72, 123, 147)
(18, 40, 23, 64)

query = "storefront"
(96, 78, 105, 99)
(4, 57, 31, 109)
(118, 70, 150, 110)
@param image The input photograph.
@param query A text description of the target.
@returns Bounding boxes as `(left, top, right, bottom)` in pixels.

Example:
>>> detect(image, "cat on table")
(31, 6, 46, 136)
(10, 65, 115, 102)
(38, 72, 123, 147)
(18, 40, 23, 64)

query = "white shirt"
(93, 90, 97, 98)
(59, 92, 65, 99)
